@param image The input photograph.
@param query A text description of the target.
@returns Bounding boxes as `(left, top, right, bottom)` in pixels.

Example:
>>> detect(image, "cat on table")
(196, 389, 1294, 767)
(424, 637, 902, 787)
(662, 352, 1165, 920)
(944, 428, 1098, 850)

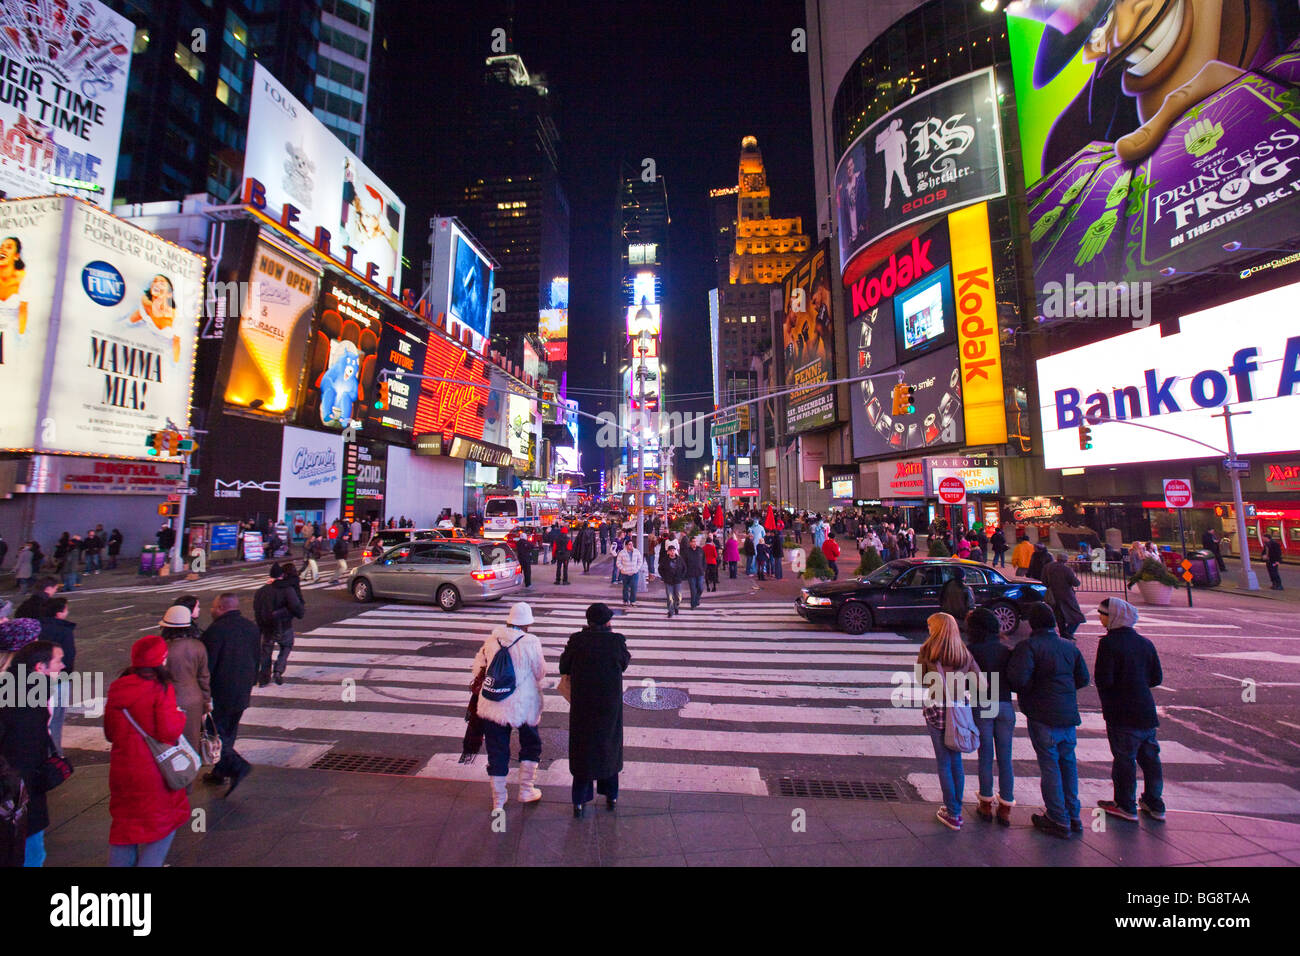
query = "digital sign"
(540, 308, 568, 362)
(830, 477, 854, 499)
(451, 231, 494, 338)
(1036, 282, 1300, 469)
(780, 242, 836, 434)
(298, 278, 383, 430)
(413, 335, 489, 442)
(835, 68, 1006, 275)
(626, 300, 662, 338)
(366, 310, 427, 435)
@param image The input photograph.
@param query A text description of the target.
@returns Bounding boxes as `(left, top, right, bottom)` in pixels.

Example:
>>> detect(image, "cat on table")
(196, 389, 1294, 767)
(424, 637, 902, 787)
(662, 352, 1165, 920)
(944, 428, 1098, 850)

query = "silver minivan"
(349, 538, 522, 610)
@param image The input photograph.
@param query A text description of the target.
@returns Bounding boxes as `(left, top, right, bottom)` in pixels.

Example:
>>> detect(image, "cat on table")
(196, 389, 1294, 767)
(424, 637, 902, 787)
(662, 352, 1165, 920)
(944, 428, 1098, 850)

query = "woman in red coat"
(103, 635, 190, 867)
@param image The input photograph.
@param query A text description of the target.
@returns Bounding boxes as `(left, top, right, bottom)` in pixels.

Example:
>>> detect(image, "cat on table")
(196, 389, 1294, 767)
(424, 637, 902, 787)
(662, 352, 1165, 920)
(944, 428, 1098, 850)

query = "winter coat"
(202, 611, 261, 711)
(658, 551, 685, 585)
(578, 529, 597, 562)
(165, 637, 212, 753)
(108, 532, 123, 556)
(559, 625, 630, 780)
(616, 549, 644, 576)
(970, 639, 1014, 703)
(253, 579, 305, 638)
(939, 578, 975, 620)
(38, 617, 77, 672)
(703, 542, 719, 565)
(472, 626, 546, 728)
(1012, 539, 1034, 571)
(1027, 546, 1052, 582)
(14, 547, 33, 579)
(103, 674, 189, 846)
(821, 538, 841, 562)
(724, 538, 740, 562)
(0, 697, 53, 833)
(1043, 561, 1086, 627)
(1094, 625, 1162, 730)
(14, 592, 53, 620)
(1007, 628, 1090, 727)
(683, 546, 706, 577)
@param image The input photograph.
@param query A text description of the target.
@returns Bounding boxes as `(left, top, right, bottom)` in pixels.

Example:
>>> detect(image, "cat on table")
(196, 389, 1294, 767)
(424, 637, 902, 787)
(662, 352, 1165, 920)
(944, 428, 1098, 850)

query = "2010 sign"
(1163, 478, 1193, 509)
(938, 476, 966, 505)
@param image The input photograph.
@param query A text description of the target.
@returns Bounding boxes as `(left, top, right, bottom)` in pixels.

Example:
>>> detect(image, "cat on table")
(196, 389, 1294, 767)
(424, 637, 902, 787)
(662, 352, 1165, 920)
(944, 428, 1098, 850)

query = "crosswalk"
(66, 566, 346, 597)
(67, 590, 1289, 812)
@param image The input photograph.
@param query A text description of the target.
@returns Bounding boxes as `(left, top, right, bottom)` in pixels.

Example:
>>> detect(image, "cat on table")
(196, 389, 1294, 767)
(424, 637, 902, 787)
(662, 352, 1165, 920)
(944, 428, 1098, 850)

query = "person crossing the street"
(616, 542, 644, 606)
(201, 594, 260, 796)
(473, 602, 547, 812)
(253, 564, 304, 687)
(658, 540, 685, 618)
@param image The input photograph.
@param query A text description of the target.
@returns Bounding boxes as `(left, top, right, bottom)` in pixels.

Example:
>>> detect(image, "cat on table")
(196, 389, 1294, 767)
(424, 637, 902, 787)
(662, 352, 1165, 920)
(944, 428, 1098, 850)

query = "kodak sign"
(947, 203, 1006, 445)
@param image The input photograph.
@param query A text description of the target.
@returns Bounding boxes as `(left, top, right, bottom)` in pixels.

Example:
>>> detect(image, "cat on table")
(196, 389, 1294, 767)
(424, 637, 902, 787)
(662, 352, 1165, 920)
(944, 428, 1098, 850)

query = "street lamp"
(634, 328, 656, 560)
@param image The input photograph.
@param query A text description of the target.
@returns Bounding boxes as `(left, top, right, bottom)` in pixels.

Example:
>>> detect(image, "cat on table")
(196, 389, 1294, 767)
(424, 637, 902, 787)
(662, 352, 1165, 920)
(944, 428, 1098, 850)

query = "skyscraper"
(314, 0, 377, 155)
(433, 47, 570, 367)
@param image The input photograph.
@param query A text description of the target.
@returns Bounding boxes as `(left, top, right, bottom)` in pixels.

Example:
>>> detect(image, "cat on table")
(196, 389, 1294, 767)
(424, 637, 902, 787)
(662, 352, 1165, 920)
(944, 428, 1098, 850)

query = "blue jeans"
(746, 554, 755, 574)
(927, 726, 965, 817)
(1027, 720, 1080, 826)
(611, 557, 620, 582)
(663, 581, 681, 613)
(109, 830, 177, 867)
(62, 570, 78, 591)
(24, 829, 45, 867)
(483, 720, 542, 776)
(1107, 725, 1164, 814)
(993, 549, 1006, 567)
(976, 701, 1015, 802)
(687, 575, 704, 607)
(772, 556, 783, 579)
(621, 573, 638, 604)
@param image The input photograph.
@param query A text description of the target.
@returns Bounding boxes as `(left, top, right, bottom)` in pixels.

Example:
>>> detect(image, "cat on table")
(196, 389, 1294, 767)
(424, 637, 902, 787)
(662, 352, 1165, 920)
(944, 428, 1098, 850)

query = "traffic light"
(145, 431, 161, 456)
(375, 379, 390, 410)
(166, 430, 182, 455)
(1078, 423, 1093, 450)
(891, 384, 916, 416)
(902, 385, 915, 415)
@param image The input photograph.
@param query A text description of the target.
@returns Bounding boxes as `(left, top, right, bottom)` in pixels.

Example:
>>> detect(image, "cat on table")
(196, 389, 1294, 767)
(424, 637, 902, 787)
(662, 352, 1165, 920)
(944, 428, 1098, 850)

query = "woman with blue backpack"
(918, 612, 982, 831)
(472, 603, 548, 812)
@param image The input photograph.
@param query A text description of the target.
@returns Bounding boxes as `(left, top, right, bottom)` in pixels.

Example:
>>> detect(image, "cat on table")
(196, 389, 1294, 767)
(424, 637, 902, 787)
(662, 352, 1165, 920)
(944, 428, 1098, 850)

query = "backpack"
(481, 633, 522, 702)
(939, 664, 980, 753)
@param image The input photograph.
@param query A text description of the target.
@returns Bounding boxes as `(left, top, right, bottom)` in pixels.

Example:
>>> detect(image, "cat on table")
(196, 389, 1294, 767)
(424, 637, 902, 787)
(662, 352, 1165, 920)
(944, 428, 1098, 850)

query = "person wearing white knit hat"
(472, 602, 548, 811)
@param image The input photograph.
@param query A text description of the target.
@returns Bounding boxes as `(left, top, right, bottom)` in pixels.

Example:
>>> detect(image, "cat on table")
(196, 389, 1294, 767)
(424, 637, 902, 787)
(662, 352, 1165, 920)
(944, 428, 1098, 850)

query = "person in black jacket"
(201, 593, 261, 793)
(107, 529, 123, 570)
(658, 541, 685, 618)
(559, 603, 631, 817)
(553, 527, 572, 585)
(1007, 602, 1090, 839)
(14, 579, 59, 621)
(1094, 598, 1165, 822)
(514, 533, 535, 589)
(253, 564, 305, 686)
(1262, 533, 1283, 590)
(990, 527, 1008, 568)
(0, 640, 65, 866)
(37, 599, 76, 752)
(967, 607, 1015, 825)
(683, 537, 707, 609)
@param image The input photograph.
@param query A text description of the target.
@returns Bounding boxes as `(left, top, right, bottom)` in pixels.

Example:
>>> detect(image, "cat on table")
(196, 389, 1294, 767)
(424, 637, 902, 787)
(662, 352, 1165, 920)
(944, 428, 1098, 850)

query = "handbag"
(122, 709, 201, 790)
(557, 674, 572, 703)
(199, 712, 222, 765)
(939, 665, 981, 754)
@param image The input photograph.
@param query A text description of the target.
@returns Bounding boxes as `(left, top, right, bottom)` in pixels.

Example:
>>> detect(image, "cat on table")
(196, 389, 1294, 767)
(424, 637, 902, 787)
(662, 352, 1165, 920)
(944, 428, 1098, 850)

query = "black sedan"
(796, 558, 1049, 635)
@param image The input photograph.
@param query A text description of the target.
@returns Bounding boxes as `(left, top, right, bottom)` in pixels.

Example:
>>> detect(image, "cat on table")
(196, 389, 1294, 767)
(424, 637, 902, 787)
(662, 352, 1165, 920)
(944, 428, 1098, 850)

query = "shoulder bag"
(199, 712, 222, 765)
(122, 708, 201, 790)
(939, 664, 981, 754)
(556, 674, 572, 702)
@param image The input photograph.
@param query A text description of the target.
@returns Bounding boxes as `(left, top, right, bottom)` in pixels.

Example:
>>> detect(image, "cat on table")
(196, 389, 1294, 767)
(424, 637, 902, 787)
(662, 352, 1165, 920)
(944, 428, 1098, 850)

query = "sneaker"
(1097, 799, 1138, 821)
(1070, 819, 1083, 833)
(1138, 797, 1166, 821)
(936, 807, 962, 830)
(1031, 813, 1071, 839)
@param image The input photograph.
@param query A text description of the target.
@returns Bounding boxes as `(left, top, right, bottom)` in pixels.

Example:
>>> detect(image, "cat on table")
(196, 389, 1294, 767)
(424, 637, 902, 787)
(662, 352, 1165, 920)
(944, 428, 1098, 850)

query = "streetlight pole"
(1214, 406, 1259, 591)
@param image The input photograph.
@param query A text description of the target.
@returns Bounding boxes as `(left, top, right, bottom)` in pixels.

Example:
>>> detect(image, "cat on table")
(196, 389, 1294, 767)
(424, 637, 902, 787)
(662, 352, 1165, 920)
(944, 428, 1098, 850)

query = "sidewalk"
(42, 761, 1300, 867)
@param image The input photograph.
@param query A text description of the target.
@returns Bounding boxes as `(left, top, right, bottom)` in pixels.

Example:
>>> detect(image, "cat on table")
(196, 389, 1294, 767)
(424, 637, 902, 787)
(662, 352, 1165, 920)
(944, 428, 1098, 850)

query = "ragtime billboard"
(1007, 0, 1300, 317)
(835, 68, 1006, 274)
(780, 242, 836, 434)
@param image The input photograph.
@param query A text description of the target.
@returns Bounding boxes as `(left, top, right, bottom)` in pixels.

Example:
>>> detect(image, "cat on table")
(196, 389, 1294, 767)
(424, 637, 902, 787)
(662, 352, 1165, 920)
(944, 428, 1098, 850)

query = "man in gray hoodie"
(1094, 597, 1165, 822)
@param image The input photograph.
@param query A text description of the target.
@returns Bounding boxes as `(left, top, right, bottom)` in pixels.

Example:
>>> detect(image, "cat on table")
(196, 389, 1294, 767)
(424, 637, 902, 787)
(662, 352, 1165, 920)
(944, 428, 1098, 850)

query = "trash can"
(139, 545, 165, 576)
(1189, 549, 1221, 588)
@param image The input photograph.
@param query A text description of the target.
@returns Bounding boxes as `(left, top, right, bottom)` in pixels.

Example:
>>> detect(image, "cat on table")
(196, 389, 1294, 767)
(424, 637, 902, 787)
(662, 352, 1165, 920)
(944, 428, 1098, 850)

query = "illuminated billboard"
(779, 242, 836, 434)
(243, 64, 405, 290)
(413, 335, 489, 441)
(1007, 3, 1300, 317)
(366, 309, 428, 435)
(0, 0, 133, 208)
(451, 232, 494, 337)
(5, 199, 205, 457)
(632, 271, 657, 306)
(298, 278, 383, 429)
(1036, 282, 1300, 470)
(222, 238, 320, 417)
(540, 308, 568, 362)
(835, 68, 1006, 274)
(505, 392, 533, 461)
(626, 300, 662, 338)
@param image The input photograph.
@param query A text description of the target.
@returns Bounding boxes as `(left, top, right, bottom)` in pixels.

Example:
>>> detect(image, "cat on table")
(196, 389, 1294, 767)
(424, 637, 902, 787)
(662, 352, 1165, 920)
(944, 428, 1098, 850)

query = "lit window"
(175, 43, 204, 83)
(216, 79, 231, 105)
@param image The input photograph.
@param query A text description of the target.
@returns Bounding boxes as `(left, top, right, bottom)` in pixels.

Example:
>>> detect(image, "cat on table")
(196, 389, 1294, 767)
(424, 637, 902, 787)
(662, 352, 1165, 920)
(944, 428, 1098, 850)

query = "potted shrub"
(928, 537, 950, 558)
(855, 546, 883, 577)
(803, 544, 834, 581)
(1127, 557, 1181, 606)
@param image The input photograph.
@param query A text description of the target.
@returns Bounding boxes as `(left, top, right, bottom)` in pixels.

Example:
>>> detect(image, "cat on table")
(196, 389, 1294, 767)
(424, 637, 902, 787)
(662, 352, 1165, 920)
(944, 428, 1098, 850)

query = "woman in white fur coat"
(472, 602, 548, 811)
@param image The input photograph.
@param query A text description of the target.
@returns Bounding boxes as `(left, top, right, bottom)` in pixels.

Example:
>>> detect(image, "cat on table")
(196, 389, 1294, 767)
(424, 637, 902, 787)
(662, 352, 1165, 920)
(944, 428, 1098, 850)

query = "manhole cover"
(622, 686, 689, 710)
(310, 752, 421, 775)
(777, 777, 902, 801)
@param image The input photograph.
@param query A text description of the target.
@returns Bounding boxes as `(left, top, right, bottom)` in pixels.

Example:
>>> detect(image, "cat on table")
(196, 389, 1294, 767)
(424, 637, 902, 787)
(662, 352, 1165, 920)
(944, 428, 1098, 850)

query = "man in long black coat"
(202, 593, 261, 795)
(559, 603, 630, 816)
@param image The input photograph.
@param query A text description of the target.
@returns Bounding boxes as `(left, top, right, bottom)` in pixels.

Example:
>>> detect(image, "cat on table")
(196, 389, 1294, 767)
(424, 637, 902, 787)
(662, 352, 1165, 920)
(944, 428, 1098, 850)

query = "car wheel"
(351, 578, 373, 603)
(837, 602, 873, 635)
(991, 602, 1019, 633)
(437, 584, 462, 612)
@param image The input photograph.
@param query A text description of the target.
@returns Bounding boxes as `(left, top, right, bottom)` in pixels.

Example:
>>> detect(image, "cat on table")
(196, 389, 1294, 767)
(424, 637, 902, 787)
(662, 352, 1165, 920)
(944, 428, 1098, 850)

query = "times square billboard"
(1006, 0, 1300, 319)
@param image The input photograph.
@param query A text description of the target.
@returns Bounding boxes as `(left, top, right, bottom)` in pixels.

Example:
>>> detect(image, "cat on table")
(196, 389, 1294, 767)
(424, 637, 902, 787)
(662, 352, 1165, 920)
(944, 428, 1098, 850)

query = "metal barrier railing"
(1070, 559, 1127, 593)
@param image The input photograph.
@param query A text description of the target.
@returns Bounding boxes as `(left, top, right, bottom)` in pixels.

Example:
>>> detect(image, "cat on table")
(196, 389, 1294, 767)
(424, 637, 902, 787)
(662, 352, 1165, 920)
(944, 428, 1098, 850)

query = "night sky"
(376, 0, 815, 475)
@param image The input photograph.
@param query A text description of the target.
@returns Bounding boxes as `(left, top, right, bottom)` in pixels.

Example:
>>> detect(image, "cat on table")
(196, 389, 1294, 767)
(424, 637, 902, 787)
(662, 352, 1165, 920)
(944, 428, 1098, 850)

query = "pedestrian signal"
(1078, 423, 1093, 451)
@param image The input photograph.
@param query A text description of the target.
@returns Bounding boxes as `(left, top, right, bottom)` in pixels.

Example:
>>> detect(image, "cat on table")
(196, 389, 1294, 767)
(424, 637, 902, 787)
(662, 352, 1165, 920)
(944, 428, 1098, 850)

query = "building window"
(174, 43, 204, 83)
(133, 28, 150, 55)
(216, 79, 231, 106)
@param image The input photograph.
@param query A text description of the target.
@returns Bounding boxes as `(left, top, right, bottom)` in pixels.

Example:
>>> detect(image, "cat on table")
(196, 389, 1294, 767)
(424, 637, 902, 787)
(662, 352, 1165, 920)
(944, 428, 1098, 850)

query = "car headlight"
(804, 595, 832, 607)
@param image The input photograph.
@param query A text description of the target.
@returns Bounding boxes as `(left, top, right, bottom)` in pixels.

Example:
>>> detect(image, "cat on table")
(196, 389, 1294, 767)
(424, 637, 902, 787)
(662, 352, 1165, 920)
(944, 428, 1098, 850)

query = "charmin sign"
(1005, 496, 1064, 523)
(875, 458, 926, 498)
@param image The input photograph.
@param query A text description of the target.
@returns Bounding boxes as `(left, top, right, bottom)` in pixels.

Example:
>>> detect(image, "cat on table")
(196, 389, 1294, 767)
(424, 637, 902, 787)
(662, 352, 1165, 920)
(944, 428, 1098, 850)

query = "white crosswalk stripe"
(144, 591, 1285, 811)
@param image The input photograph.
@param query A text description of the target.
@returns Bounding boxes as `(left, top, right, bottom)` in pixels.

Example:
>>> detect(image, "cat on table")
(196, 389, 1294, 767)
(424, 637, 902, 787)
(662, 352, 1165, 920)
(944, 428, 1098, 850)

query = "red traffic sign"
(1163, 478, 1193, 509)
(937, 476, 966, 505)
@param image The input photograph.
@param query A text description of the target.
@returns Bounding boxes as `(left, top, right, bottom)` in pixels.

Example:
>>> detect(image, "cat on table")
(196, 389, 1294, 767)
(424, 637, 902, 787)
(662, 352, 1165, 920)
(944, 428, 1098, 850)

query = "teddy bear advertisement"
(298, 277, 383, 431)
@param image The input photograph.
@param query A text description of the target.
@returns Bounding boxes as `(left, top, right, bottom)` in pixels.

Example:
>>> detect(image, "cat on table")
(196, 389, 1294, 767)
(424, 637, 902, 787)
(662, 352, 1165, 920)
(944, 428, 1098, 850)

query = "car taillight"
(471, 570, 494, 581)
(514, 565, 522, 575)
